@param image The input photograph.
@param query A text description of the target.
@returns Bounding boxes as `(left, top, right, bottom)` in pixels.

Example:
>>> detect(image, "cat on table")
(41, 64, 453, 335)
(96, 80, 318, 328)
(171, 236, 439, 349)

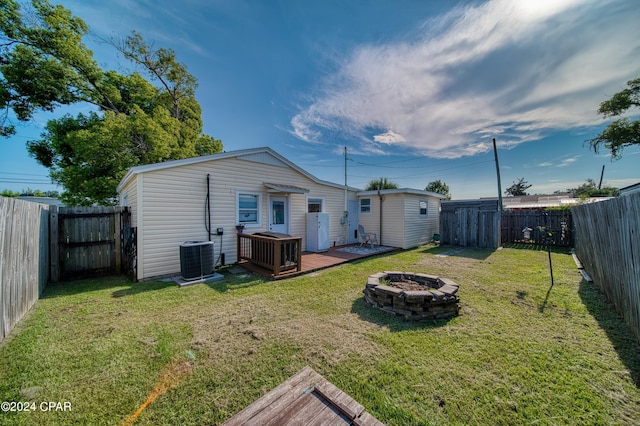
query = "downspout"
(206, 174, 212, 241)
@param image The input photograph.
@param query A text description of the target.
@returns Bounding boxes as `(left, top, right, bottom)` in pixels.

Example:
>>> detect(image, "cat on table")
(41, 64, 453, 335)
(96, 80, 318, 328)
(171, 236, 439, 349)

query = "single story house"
(117, 147, 444, 281)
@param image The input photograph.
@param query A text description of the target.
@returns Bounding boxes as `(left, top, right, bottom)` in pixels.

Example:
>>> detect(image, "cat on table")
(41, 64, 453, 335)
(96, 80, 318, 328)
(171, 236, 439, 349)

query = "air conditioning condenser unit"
(180, 241, 215, 281)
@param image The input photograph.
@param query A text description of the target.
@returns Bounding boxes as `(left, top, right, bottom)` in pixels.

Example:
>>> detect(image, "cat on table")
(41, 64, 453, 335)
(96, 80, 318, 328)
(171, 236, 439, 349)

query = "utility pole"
(493, 138, 503, 211)
(598, 165, 605, 189)
(344, 146, 348, 212)
(344, 146, 348, 244)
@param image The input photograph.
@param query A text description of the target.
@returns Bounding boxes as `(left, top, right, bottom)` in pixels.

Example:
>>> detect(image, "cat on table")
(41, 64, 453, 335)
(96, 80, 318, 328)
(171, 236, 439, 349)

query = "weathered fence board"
(501, 210, 573, 246)
(0, 197, 49, 343)
(440, 200, 500, 248)
(441, 200, 575, 249)
(50, 206, 126, 282)
(573, 193, 640, 343)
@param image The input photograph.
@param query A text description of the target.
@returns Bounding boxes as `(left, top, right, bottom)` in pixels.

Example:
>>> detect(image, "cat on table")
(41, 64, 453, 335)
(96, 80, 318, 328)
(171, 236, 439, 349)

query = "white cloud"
(558, 156, 580, 167)
(536, 155, 582, 168)
(374, 130, 405, 144)
(290, 0, 640, 158)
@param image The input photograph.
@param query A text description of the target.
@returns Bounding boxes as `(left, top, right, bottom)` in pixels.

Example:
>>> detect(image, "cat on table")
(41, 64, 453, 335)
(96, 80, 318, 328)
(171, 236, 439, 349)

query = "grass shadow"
(111, 280, 177, 298)
(204, 270, 268, 293)
(538, 282, 554, 313)
(41, 275, 137, 299)
(420, 244, 494, 261)
(350, 297, 453, 332)
(578, 279, 640, 387)
(502, 243, 571, 254)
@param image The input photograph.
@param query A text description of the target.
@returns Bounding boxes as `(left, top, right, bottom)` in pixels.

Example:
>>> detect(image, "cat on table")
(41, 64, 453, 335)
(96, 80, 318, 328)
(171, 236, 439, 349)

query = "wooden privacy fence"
(501, 210, 573, 246)
(0, 197, 49, 343)
(50, 206, 132, 282)
(440, 200, 501, 248)
(573, 193, 640, 343)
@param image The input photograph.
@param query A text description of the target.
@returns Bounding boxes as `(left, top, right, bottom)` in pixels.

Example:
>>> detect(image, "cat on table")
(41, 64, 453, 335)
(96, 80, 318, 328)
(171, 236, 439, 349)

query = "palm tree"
(365, 177, 398, 191)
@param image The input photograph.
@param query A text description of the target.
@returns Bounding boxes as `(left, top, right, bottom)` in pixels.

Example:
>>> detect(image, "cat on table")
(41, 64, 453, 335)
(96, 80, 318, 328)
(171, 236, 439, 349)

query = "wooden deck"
(222, 366, 384, 425)
(237, 245, 398, 280)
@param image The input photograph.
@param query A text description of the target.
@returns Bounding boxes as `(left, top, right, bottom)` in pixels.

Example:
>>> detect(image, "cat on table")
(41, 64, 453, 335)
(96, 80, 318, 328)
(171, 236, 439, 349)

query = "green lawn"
(1, 245, 639, 425)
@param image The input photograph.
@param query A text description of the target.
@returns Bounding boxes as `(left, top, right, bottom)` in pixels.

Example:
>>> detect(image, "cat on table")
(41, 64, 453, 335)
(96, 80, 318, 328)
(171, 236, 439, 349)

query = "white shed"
(356, 188, 444, 249)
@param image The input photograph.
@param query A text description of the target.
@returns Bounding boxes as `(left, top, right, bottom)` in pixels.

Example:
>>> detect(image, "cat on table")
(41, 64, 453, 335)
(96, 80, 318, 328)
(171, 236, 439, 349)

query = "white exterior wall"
(382, 194, 406, 248)
(118, 176, 138, 226)
(357, 192, 441, 249)
(357, 195, 379, 243)
(402, 194, 440, 248)
(125, 153, 356, 280)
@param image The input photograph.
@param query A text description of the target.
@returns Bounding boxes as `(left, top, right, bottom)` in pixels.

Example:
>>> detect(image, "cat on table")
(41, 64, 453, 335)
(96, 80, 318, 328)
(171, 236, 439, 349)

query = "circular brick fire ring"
(363, 271, 460, 320)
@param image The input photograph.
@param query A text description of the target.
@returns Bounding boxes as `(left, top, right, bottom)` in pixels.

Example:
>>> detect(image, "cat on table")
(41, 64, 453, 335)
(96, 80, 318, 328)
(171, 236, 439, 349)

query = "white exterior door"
(269, 196, 288, 234)
(348, 200, 359, 244)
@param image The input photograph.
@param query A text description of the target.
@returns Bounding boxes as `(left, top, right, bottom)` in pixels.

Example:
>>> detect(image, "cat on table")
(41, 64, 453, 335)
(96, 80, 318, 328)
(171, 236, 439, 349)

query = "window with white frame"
(307, 198, 323, 213)
(419, 200, 428, 216)
(360, 198, 371, 214)
(237, 192, 261, 226)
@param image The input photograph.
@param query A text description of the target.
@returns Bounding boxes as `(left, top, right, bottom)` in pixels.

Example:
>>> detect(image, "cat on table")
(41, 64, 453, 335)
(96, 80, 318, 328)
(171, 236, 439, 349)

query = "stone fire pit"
(363, 271, 460, 320)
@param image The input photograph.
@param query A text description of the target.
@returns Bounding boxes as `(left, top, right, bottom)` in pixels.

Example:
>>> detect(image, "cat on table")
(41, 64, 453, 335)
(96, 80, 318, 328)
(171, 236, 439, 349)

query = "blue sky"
(1, 0, 639, 199)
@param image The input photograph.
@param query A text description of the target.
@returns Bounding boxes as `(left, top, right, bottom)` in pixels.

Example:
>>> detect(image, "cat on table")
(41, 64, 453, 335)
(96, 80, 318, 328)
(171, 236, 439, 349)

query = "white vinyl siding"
(125, 154, 357, 279)
(380, 194, 404, 248)
(404, 195, 439, 248)
(357, 192, 441, 250)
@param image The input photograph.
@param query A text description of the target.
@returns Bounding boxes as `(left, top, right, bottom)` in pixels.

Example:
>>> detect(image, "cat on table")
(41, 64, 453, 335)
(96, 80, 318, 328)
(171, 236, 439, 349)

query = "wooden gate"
(50, 206, 129, 282)
(440, 200, 501, 248)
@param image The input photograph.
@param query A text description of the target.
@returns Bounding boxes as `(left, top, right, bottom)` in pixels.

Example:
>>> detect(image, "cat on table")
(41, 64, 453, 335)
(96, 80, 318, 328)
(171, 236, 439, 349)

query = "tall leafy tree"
(365, 177, 398, 191)
(1, 0, 222, 205)
(588, 77, 640, 159)
(505, 177, 532, 196)
(425, 179, 451, 200)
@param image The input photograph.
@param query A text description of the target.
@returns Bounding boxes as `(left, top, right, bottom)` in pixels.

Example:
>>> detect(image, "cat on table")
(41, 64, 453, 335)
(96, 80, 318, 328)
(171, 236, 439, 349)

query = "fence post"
(114, 207, 122, 274)
(49, 205, 59, 283)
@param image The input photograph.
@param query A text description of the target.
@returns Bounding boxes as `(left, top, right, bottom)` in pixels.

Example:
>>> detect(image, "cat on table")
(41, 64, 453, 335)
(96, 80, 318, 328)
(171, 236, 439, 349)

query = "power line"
(0, 178, 55, 185)
(0, 171, 50, 177)
(347, 161, 492, 182)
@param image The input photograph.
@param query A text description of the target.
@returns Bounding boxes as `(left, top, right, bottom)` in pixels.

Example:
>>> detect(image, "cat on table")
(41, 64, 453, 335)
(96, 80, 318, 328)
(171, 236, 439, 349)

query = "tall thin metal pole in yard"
(544, 212, 554, 287)
(493, 138, 503, 211)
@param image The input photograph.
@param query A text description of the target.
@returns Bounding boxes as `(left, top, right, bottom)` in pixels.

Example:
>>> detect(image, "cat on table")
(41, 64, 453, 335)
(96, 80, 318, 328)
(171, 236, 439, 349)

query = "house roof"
(502, 194, 579, 209)
(264, 182, 310, 194)
(116, 146, 360, 193)
(476, 194, 614, 209)
(357, 188, 446, 199)
(620, 182, 640, 194)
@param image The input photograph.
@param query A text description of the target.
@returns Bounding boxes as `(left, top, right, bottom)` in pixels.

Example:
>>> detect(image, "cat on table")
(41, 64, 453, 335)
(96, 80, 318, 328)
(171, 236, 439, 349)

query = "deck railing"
(237, 232, 302, 276)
